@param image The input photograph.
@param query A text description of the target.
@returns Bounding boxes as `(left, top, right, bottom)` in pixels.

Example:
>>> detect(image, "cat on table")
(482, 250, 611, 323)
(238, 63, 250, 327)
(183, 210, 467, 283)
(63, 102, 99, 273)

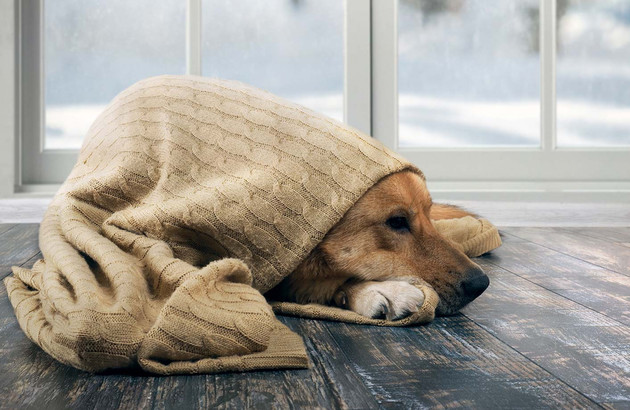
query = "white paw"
(338, 280, 425, 321)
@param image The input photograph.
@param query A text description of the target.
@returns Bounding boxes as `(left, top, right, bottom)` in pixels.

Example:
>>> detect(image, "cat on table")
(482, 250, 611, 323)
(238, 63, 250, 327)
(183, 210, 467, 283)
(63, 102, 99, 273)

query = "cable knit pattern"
(4, 75, 500, 374)
(433, 217, 502, 258)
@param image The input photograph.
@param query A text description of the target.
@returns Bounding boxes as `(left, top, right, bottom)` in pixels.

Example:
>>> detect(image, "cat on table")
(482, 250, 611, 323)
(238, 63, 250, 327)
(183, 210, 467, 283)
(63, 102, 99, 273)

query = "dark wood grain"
(1, 252, 42, 328)
(45, 316, 378, 410)
(0, 316, 378, 409)
(559, 227, 630, 244)
(0, 223, 40, 279)
(0, 237, 379, 410)
(467, 257, 630, 405)
(0, 224, 16, 236)
(602, 402, 630, 410)
(478, 240, 630, 326)
(325, 316, 597, 409)
(0, 312, 378, 409)
(503, 227, 630, 276)
(2, 224, 630, 409)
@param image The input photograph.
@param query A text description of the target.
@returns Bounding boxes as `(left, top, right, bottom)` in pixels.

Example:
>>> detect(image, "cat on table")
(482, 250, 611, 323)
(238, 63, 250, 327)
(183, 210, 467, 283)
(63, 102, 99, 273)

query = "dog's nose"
(461, 267, 490, 300)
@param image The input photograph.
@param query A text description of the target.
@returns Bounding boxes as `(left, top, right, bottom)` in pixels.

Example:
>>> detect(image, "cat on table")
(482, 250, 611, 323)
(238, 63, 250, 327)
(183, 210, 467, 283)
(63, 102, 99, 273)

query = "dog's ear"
(430, 203, 477, 220)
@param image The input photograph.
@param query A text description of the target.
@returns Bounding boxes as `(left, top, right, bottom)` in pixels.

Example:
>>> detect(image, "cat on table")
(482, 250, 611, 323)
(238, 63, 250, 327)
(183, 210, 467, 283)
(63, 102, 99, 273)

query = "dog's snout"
(461, 268, 489, 300)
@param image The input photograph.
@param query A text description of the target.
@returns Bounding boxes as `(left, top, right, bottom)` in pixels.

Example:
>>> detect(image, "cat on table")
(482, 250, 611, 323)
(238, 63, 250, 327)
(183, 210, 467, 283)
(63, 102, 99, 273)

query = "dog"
(270, 170, 489, 319)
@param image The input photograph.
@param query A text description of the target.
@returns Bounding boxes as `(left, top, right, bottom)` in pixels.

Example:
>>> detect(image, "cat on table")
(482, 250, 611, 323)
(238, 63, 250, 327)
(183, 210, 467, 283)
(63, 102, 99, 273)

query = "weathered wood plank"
(480, 239, 630, 326)
(64, 316, 377, 410)
(464, 257, 630, 405)
(325, 316, 597, 409)
(601, 401, 630, 410)
(559, 227, 630, 244)
(0, 253, 42, 330)
(497, 229, 527, 243)
(486, 231, 609, 276)
(0, 224, 16, 237)
(503, 227, 630, 276)
(0, 322, 369, 409)
(1, 256, 378, 409)
(0, 319, 378, 409)
(2, 224, 630, 408)
(0, 224, 40, 280)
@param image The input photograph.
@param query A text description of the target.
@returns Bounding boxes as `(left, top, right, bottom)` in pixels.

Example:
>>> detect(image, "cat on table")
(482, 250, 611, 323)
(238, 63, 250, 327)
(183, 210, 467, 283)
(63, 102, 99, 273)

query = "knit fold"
(433, 217, 502, 257)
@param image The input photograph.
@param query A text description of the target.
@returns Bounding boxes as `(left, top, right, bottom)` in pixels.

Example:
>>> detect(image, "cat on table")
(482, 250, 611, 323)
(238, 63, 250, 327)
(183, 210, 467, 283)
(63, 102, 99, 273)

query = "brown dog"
(270, 170, 489, 319)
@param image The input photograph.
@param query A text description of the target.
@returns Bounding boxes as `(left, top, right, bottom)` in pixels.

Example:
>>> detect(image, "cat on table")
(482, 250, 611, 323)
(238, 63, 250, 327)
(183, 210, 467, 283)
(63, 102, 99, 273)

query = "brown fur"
(269, 171, 488, 317)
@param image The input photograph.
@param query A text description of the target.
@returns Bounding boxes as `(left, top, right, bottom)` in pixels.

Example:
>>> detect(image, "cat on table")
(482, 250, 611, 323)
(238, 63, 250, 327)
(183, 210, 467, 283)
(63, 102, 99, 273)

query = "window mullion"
(20, 0, 47, 184)
(344, 0, 371, 135)
(186, 0, 202, 76)
(370, 0, 397, 148)
(540, 0, 556, 151)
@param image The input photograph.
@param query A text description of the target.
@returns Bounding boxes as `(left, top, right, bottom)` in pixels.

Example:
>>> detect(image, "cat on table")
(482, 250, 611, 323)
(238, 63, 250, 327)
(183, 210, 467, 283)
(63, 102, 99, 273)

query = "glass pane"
(202, 0, 343, 121)
(45, 0, 185, 149)
(557, 0, 630, 147)
(398, 0, 540, 147)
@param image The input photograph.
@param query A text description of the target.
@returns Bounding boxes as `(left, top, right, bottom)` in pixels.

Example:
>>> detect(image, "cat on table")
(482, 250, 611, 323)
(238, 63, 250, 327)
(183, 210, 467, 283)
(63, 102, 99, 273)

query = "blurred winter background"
(44, 0, 343, 149)
(44, 0, 629, 150)
(399, 0, 630, 147)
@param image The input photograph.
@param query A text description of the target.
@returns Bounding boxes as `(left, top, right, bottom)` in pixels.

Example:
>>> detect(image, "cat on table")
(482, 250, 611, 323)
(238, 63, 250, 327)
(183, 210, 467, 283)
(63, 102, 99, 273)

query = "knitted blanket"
(4, 75, 501, 375)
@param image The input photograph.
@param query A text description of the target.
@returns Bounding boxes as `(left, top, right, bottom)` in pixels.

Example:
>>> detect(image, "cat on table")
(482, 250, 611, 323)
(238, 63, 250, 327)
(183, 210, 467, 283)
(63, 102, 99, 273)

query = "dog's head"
(320, 170, 489, 315)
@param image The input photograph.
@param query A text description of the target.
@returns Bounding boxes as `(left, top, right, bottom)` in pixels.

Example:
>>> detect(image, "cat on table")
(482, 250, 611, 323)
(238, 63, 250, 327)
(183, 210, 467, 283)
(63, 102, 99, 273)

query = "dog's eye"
(386, 216, 410, 232)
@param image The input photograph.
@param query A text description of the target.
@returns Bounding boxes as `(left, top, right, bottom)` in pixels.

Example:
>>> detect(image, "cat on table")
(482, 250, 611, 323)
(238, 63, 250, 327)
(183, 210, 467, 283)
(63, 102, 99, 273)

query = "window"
(17, 0, 630, 199)
(44, 0, 186, 150)
(398, 0, 539, 147)
(556, 0, 630, 147)
(41, 0, 343, 147)
(201, 0, 343, 121)
(20, 0, 345, 185)
(371, 0, 628, 194)
(44, 0, 343, 151)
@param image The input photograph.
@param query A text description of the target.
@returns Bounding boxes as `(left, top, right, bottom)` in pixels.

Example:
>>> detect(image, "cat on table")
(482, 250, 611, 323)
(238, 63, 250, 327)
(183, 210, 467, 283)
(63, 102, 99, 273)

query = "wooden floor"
(1, 224, 629, 409)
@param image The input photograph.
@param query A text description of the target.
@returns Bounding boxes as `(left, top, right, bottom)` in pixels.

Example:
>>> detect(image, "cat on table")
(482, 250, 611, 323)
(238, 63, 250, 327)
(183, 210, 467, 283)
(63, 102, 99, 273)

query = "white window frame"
(0, 1, 16, 198)
(13, 0, 630, 200)
(372, 0, 630, 200)
(16, 0, 371, 188)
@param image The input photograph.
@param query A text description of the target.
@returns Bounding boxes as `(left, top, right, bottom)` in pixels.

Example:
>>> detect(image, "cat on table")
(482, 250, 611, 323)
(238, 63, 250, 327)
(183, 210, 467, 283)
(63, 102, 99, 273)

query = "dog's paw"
(334, 280, 425, 321)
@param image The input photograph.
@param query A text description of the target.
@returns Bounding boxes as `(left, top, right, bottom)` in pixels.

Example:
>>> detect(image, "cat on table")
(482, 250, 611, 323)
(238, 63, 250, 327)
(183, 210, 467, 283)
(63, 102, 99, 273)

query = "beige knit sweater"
(4, 75, 501, 375)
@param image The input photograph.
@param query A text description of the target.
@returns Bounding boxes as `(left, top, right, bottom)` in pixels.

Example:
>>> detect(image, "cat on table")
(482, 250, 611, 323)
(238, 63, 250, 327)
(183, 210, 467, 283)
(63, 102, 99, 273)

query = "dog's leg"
(333, 278, 425, 321)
